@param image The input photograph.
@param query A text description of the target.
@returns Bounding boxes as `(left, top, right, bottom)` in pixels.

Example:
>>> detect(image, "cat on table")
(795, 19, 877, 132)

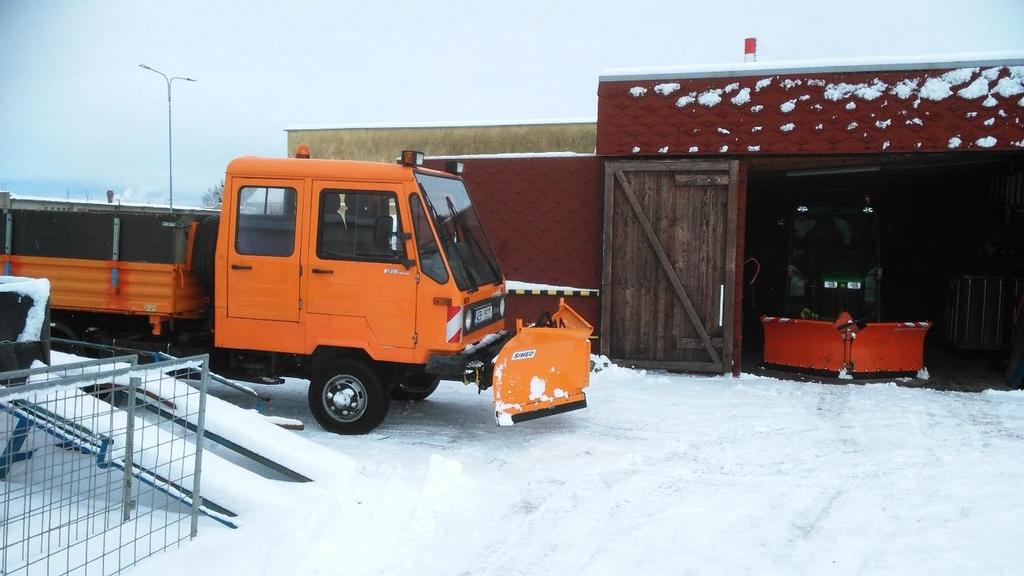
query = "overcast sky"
(1, 0, 1022, 206)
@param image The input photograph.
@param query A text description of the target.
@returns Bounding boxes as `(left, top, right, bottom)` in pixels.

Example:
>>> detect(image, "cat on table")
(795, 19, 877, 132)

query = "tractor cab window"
(791, 206, 877, 275)
(317, 190, 406, 262)
(235, 186, 297, 257)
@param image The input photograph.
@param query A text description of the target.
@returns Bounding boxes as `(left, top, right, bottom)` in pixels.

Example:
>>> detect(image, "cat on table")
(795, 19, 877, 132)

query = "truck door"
(306, 181, 417, 348)
(226, 179, 304, 322)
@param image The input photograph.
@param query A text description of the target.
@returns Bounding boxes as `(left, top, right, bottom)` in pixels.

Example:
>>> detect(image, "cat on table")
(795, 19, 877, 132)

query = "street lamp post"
(139, 64, 196, 210)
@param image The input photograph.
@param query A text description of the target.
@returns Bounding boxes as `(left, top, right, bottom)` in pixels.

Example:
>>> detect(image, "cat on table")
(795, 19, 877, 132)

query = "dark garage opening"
(741, 152, 1024, 389)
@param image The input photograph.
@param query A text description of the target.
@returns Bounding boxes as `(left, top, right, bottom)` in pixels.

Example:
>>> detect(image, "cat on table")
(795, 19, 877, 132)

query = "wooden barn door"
(601, 160, 738, 372)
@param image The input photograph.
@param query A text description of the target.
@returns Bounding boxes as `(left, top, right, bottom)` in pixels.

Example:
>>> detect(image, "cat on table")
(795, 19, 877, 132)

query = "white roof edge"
(425, 151, 594, 160)
(599, 51, 1024, 82)
(285, 117, 597, 132)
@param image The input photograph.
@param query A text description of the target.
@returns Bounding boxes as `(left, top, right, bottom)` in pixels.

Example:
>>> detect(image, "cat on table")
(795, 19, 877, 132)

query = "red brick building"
(440, 53, 1024, 374)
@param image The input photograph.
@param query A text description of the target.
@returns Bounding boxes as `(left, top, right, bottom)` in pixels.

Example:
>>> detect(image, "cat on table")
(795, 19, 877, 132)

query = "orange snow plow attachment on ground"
(492, 299, 592, 425)
(762, 312, 931, 375)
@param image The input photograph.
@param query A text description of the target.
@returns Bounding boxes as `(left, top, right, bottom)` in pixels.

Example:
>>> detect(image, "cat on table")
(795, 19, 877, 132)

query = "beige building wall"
(285, 121, 596, 161)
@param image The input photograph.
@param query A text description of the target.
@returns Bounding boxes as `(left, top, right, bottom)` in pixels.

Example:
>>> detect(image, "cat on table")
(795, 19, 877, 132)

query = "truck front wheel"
(308, 360, 390, 434)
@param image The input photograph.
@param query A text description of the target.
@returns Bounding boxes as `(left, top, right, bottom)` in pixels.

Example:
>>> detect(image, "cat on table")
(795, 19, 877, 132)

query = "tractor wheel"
(308, 359, 390, 434)
(391, 374, 441, 401)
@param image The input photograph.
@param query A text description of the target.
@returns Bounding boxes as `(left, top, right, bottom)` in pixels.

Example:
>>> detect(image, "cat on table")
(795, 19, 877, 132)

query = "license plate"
(474, 306, 493, 324)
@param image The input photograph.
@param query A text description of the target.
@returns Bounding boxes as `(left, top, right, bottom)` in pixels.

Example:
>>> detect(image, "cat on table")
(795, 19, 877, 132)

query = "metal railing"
(1, 354, 210, 575)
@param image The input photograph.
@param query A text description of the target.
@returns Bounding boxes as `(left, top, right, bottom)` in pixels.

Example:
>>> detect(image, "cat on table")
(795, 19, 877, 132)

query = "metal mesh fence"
(1, 354, 209, 575)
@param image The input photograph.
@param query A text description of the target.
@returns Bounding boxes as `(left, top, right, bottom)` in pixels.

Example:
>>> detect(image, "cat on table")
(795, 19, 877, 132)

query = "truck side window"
(409, 193, 449, 284)
(317, 190, 406, 262)
(235, 186, 297, 257)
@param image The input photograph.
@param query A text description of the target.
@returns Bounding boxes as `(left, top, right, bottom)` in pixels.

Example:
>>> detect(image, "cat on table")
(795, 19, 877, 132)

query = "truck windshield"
(415, 172, 502, 291)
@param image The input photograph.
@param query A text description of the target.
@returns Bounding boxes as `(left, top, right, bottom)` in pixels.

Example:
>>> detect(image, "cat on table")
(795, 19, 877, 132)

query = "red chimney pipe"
(744, 37, 757, 62)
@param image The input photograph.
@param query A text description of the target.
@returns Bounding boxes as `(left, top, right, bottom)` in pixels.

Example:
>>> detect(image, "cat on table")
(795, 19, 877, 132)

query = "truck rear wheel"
(308, 359, 390, 434)
(391, 374, 441, 401)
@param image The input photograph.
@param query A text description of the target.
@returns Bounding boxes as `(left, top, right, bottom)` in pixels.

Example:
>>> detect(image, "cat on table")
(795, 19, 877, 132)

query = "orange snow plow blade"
(762, 313, 932, 375)
(492, 300, 592, 426)
(849, 322, 931, 374)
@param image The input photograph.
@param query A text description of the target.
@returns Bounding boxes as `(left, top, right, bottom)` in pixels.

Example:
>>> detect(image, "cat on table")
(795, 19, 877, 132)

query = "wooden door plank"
(675, 174, 731, 186)
(609, 160, 732, 172)
(613, 359, 725, 372)
(600, 162, 616, 356)
(722, 161, 739, 373)
(614, 170, 722, 366)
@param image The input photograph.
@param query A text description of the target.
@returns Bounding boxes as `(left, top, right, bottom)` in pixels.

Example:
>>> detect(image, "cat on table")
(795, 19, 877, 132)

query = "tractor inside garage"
(742, 153, 1024, 388)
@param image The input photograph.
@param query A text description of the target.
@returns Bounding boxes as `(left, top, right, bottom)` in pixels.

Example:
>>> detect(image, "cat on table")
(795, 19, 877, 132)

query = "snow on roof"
(425, 151, 594, 160)
(285, 117, 597, 132)
(7, 193, 214, 214)
(600, 51, 1024, 82)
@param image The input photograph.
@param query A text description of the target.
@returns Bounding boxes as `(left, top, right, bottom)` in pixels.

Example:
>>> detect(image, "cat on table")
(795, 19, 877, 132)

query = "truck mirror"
(373, 215, 393, 248)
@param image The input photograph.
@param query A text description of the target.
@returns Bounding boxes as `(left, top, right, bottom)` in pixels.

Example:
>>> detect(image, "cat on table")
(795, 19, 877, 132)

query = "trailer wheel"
(391, 374, 441, 401)
(192, 216, 220, 294)
(308, 359, 390, 434)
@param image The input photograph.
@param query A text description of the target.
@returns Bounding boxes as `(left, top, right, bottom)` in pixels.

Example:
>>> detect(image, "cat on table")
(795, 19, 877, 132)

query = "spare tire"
(192, 216, 220, 294)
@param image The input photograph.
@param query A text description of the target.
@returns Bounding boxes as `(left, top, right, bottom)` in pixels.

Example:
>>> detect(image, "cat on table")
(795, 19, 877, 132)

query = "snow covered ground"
(135, 364, 1024, 576)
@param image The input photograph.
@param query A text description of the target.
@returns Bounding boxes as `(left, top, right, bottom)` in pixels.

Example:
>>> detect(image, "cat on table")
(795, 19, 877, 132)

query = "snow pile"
(136, 363, 1024, 576)
(919, 77, 953, 101)
(948, 136, 963, 149)
(654, 83, 680, 96)
(0, 276, 50, 342)
(891, 78, 919, 99)
(992, 76, 1024, 97)
(780, 123, 796, 133)
(697, 89, 723, 107)
(675, 93, 696, 107)
(780, 99, 797, 113)
(976, 136, 998, 148)
(628, 86, 647, 98)
(730, 87, 751, 105)
(957, 77, 990, 99)
(941, 67, 979, 86)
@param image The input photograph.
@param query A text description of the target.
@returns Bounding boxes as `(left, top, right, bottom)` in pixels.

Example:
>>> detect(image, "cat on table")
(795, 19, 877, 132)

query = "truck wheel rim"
(322, 374, 368, 423)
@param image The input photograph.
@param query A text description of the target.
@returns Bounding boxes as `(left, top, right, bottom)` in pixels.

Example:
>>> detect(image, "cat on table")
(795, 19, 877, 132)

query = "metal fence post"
(122, 376, 139, 522)
(190, 356, 209, 538)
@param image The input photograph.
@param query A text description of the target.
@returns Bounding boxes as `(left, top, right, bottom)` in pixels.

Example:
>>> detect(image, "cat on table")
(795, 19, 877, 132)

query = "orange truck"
(0, 150, 592, 433)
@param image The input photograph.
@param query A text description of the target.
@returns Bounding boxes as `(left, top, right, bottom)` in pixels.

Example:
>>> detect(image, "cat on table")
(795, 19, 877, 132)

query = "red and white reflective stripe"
(446, 305, 463, 343)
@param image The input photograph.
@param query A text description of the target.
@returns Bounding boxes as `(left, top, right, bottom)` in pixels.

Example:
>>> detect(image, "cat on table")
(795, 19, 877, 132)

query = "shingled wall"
(598, 63, 1024, 156)
(426, 155, 603, 338)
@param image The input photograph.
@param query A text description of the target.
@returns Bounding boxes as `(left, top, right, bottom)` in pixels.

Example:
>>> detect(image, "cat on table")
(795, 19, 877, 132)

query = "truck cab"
(215, 151, 508, 432)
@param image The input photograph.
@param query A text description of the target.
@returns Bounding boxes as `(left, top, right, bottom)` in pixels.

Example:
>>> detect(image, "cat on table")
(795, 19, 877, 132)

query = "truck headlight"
(847, 281, 862, 289)
(464, 311, 473, 333)
(823, 280, 838, 289)
(498, 296, 506, 317)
